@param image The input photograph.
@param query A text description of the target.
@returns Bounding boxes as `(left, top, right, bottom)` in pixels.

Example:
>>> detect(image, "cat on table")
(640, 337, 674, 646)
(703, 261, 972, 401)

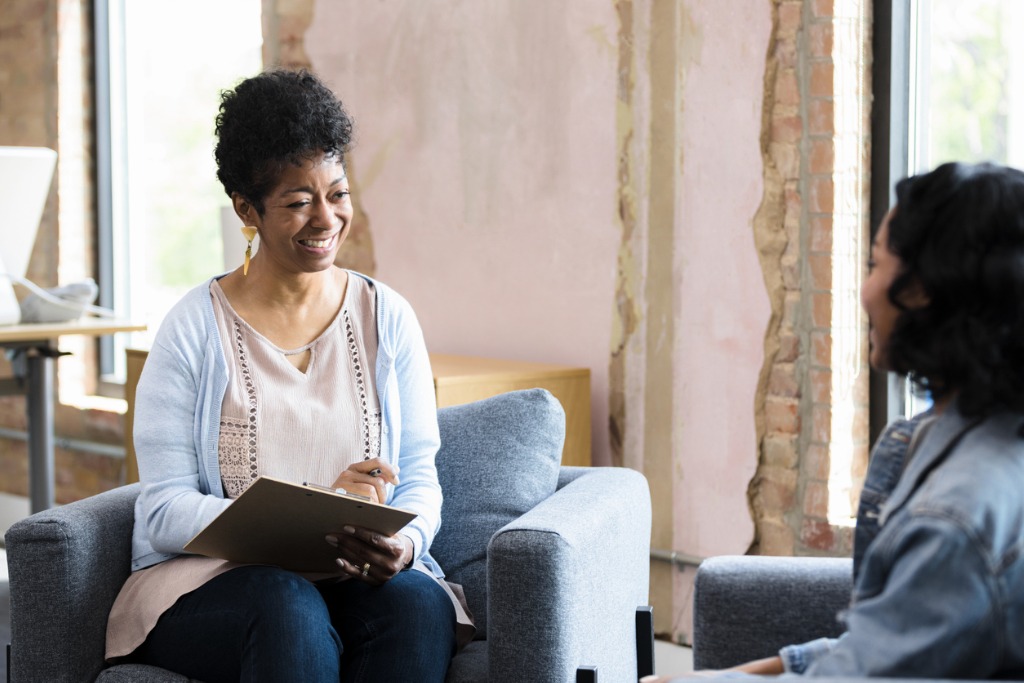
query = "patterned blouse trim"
(344, 308, 382, 461)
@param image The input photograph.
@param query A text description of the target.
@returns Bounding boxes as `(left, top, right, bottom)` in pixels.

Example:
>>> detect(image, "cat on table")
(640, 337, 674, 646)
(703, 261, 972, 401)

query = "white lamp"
(0, 147, 58, 325)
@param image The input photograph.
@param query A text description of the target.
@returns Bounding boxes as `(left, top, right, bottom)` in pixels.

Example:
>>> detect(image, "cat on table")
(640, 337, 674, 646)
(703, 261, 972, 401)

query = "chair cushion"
(96, 663, 198, 682)
(430, 389, 566, 639)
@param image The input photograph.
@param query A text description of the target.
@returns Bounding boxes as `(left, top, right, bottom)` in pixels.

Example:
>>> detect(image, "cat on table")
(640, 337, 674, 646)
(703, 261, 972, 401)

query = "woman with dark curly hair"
(647, 162, 1024, 679)
(102, 69, 469, 682)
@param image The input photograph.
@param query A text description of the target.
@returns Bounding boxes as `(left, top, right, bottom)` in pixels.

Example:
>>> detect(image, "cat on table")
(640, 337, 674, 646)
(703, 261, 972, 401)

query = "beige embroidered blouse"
(105, 274, 381, 658)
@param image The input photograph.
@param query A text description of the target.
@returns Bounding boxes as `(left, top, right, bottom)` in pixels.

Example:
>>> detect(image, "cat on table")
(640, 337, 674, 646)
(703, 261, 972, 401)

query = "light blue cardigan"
(130, 271, 444, 577)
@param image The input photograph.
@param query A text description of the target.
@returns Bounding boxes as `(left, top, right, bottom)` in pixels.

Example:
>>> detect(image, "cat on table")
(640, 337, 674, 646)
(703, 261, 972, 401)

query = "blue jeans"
(133, 565, 457, 682)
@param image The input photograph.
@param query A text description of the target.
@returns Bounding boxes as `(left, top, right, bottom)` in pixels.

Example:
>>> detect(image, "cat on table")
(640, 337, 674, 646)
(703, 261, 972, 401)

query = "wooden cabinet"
(124, 350, 591, 482)
(124, 348, 148, 484)
(429, 354, 591, 467)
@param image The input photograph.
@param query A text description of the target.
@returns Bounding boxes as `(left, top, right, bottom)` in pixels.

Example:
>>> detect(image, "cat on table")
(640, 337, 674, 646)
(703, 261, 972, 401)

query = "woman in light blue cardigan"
(108, 69, 462, 682)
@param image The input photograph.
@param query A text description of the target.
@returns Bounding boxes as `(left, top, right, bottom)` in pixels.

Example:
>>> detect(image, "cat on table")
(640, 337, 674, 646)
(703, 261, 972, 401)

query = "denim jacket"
(782, 404, 1024, 677)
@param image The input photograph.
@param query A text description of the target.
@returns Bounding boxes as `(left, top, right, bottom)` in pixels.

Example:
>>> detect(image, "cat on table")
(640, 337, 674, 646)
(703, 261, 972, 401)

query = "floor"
(0, 546, 692, 681)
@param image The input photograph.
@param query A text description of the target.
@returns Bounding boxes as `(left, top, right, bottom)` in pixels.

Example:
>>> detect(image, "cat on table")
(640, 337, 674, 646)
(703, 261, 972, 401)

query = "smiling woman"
(102, 70, 471, 682)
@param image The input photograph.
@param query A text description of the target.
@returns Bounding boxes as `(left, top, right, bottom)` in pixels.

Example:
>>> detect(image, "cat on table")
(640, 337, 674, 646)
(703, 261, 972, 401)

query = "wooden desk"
(124, 351, 591, 482)
(0, 318, 146, 512)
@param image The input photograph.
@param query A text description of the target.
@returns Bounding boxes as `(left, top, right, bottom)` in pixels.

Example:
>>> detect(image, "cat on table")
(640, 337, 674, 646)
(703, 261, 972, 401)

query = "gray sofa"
(692, 555, 1010, 680)
(6, 389, 652, 683)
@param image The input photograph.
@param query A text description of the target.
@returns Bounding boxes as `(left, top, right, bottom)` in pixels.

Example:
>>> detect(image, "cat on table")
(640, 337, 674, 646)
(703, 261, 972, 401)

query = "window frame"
(869, 0, 915, 442)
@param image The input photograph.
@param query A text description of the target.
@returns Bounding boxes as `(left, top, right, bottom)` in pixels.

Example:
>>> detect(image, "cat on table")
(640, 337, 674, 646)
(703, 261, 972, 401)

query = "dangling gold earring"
(241, 226, 258, 276)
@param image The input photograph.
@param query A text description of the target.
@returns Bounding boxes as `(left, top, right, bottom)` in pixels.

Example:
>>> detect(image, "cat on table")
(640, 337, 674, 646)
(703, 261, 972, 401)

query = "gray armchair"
(6, 389, 652, 683)
(691, 555, 851, 670)
(692, 555, 1020, 681)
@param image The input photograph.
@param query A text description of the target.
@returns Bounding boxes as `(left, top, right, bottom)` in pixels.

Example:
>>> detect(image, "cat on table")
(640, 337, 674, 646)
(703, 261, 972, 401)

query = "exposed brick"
(768, 362, 799, 399)
(774, 32, 798, 69)
(798, 440, 831, 479)
(765, 397, 800, 435)
(808, 98, 835, 135)
(813, 0, 835, 17)
(810, 215, 833, 252)
(756, 475, 797, 513)
(808, 21, 834, 58)
(812, 330, 832, 366)
(782, 291, 802, 330)
(758, 520, 796, 556)
(763, 433, 800, 469)
(777, 333, 800, 362)
(811, 291, 832, 328)
(801, 517, 837, 551)
(780, 253, 800, 290)
(809, 251, 832, 290)
(777, 1, 804, 42)
(776, 67, 800, 107)
(809, 138, 835, 175)
(809, 367, 831, 403)
(809, 61, 834, 98)
(769, 141, 800, 179)
(811, 404, 832, 444)
(784, 183, 802, 231)
(771, 113, 803, 145)
(809, 176, 835, 214)
(803, 479, 830, 517)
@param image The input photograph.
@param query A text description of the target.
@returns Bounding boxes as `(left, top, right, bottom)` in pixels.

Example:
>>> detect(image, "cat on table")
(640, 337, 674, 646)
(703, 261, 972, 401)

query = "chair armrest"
(486, 467, 651, 683)
(692, 555, 852, 670)
(5, 484, 139, 683)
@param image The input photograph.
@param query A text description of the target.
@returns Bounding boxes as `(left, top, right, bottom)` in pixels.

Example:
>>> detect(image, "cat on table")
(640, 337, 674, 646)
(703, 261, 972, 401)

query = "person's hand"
(638, 655, 783, 681)
(640, 673, 721, 681)
(325, 527, 413, 585)
(728, 656, 783, 674)
(331, 457, 398, 504)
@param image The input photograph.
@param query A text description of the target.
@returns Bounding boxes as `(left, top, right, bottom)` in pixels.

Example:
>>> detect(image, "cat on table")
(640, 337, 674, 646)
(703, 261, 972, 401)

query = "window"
(873, 0, 1023, 425)
(95, 0, 262, 382)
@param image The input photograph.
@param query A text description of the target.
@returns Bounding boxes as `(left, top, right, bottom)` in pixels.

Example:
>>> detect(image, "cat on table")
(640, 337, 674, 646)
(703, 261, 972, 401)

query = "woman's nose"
(311, 197, 337, 229)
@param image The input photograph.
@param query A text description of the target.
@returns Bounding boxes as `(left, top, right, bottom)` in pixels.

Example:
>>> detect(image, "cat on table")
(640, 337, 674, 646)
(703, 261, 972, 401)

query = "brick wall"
(0, 0, 123, 504)
(1, 0, 876, 560)
(751, 0, 872, 557)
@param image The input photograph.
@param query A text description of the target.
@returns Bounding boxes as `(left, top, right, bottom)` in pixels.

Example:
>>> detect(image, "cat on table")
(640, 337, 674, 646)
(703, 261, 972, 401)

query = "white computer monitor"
(0, 146, 58, 325)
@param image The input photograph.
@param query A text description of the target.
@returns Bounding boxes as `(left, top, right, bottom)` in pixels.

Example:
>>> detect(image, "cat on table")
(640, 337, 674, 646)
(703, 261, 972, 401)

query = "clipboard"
(183, 476, 417, 573)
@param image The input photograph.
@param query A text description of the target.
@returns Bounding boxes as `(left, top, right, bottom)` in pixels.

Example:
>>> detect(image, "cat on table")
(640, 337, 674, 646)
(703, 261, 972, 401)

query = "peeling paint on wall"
(262, 0, 376, 275)
(610, 0, 641, 468)
(747, 0, 791, 554)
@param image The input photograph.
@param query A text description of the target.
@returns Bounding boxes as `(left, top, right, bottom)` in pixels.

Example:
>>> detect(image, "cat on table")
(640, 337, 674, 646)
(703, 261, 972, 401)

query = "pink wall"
(307, 1, 620, 465)
(674, 0, 770, 560)
(307, 0, 772, 638)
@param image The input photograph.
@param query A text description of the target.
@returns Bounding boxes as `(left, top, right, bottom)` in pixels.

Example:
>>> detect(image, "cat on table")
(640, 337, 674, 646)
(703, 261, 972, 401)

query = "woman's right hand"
(331, 457, 399, 504)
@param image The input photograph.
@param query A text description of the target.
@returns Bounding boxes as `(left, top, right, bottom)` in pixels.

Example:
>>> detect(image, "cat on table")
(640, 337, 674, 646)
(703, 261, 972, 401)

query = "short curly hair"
(885, 161, 1024, 417)
(214, 69, 354, 214)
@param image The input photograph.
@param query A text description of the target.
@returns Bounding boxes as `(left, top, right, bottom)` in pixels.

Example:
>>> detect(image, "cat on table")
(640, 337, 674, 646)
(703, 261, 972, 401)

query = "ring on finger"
(361, 562, 371, 577)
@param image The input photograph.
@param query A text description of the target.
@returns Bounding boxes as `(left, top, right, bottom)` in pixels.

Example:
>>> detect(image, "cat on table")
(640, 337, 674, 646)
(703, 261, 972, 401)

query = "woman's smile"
(297, 233, 340, 251)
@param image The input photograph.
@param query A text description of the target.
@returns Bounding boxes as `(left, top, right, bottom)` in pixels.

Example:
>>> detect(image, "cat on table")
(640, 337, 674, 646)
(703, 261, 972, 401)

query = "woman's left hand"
(325, 527, 414, 585)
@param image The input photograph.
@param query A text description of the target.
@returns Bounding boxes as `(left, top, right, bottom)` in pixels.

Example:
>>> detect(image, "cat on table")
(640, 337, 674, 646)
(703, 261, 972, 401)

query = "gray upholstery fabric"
(692, 555, 852, 670)
(431, 388, 564, 639)
(487, 465, 650, 683)
(5, 390, 652, 683)
(95, 664, 196, 682)
(5, 484, 138, 683)
(444, 641, 487, 682)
